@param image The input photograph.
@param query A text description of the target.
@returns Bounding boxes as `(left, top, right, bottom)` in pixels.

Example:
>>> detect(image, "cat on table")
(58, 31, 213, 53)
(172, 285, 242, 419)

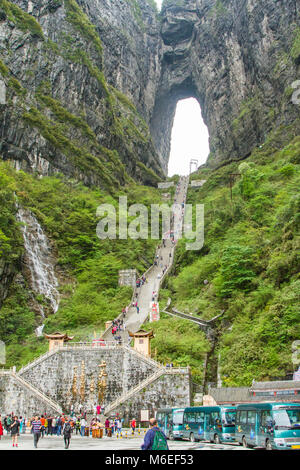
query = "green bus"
(156, 408, 183, 439)
(235, 402, 300, 450)
(156, 406, 236, 443)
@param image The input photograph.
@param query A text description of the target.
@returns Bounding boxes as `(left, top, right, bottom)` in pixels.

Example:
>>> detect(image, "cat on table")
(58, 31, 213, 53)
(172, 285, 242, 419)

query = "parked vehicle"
(156, 408, 183, 439)
(235, 402, 300, 449)
(156, 406, 236, 443)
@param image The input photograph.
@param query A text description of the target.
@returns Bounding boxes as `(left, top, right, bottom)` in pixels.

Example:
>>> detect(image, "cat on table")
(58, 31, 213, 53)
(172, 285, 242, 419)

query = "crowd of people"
(0, 411, 130, 449)
(0, 412, 169, 450)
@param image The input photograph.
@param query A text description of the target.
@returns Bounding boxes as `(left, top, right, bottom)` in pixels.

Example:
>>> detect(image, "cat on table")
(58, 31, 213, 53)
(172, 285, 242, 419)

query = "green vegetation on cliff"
(0, 0, 44, 38)
(0, 0, 162, 188)
(155, 125, 300, 387)
(0, 161, 161, 367)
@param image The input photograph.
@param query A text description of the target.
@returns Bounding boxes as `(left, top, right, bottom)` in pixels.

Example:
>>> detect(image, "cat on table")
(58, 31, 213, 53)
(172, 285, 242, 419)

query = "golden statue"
(80, 361, 86, 402)
(97, 361, 107, 405)
(71, 366, 78, 399)
(89, 375, 95, 395)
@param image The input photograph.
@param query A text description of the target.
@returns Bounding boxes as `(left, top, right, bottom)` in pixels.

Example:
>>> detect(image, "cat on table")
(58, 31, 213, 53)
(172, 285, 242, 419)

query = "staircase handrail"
(105, 366, 189, 414)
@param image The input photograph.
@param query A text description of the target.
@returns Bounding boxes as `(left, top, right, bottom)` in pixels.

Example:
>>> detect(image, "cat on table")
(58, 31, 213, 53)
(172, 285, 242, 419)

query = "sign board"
(149, 302, 160, 322)
(158, 182, 174, 189)
(190, 180, 207, 188)
(140, 410, 150, 422)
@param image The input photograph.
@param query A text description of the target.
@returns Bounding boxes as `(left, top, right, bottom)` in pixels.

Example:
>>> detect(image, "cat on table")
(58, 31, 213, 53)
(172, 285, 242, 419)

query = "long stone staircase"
(3, 177, 191, 417)
(103, 175, 189, 342)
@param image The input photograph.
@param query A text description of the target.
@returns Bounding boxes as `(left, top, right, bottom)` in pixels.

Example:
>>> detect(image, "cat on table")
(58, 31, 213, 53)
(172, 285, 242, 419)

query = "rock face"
(153, 0, 300, 169)
(0, 0, 164, 187)
(0, 0, 299, 180)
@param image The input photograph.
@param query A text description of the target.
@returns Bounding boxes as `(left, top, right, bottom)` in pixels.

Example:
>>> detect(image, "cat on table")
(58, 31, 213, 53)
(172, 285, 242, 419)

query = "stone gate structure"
(0, 343, 191, 423)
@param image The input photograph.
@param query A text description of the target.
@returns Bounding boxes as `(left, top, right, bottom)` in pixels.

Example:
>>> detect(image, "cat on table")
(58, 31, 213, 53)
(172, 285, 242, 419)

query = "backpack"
(151, 430, 168, 450)
(63, 422, 72, 435)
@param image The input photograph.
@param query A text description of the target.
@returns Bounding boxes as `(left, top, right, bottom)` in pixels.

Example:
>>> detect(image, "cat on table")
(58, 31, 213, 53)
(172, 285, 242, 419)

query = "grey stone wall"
(19, 347, 157, 413)
(117, 372, 191, 426)
(0, 373, 59, 417)
(1, 349, 191, 418)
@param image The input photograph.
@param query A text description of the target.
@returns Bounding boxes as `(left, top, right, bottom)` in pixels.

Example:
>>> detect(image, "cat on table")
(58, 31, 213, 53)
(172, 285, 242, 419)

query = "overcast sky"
(168, 99, 210, 176)
(153, 1, 210, 176)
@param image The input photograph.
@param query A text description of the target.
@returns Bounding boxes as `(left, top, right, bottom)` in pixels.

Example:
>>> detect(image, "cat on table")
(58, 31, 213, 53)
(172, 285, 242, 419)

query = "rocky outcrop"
(0, 0, 164, 187)
(0, 0, 299, 180)
(152, 0, 300, 169)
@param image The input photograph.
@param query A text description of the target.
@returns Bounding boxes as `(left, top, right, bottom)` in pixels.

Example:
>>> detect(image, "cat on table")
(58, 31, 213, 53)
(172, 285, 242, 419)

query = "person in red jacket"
(0, 415, 3, 440)
(131, 418, 136, 435)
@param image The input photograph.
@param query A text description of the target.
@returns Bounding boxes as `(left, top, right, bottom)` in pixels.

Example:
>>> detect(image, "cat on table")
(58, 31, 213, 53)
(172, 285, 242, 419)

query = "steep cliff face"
(0, 0, 299, 180)
(0, 0, 164, 187)
(153, 0, 300, 169)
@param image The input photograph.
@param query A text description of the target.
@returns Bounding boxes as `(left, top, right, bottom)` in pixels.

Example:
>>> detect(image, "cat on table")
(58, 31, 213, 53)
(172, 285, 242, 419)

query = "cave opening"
(168, 98, 210, 177)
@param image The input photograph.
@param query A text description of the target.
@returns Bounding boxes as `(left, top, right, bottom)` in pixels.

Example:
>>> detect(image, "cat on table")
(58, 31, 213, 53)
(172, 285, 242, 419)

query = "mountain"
(0, 0, 299, 387)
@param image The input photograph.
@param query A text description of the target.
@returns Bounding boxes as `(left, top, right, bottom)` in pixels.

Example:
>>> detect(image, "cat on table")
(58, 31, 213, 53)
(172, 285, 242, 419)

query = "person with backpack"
(141, 418, 168, 451)
(62, 418, 72, 449)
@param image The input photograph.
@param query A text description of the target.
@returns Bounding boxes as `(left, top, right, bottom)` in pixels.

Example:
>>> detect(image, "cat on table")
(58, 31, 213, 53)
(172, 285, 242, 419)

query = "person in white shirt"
(80, 417, 86, 437)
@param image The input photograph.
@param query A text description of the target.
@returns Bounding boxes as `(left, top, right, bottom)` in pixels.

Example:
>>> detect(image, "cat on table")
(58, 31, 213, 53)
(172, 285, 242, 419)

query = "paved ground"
(0, 433, 248, 450)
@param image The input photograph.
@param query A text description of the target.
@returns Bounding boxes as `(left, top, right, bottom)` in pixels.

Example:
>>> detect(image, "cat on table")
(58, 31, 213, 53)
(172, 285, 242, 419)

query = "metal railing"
(105, 366, 189, 414)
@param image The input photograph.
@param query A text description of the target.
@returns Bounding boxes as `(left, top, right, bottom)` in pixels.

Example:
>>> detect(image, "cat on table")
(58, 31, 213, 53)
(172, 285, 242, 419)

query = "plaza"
(0, 432, 248, 451)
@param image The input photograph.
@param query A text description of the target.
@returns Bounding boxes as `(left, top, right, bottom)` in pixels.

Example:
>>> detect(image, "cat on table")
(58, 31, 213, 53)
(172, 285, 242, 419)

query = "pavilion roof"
(44, 332, 74, 341)
(128, 329, 154, 339)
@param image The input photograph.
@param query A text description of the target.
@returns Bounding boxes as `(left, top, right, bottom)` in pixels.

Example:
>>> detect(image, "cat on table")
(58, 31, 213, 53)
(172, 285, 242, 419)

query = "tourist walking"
(51, 416, 56, 435)
(40, 415, 46, 438)
(105, 418, 110, 436)
(141, 418, 168, 450)
(0, 415, 3, 440)
(10, 416, 20, 448)
(116, 418, 122, 435)
(80, 416, 86, 437)
(130, 418, 136, 435)
(62, 418, 72, 449)
(31, 416, 42, 449)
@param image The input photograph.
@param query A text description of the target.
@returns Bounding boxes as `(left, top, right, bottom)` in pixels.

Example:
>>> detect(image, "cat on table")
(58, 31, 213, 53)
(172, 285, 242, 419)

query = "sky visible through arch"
(154, 1, 210, 176)
(168, 99, 210, 177)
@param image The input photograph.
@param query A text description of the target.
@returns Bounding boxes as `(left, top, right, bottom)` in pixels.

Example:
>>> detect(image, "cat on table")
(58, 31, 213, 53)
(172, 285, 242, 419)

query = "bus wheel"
(169, 433, 174, 441)
(266, 440, 272, 451)
(189, 433, 195, 443)
(214, 434, 220, 445)
(242, 437, 248, 448)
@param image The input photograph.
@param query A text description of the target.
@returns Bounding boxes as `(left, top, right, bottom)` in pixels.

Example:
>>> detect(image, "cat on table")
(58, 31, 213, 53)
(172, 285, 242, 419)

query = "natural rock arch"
(151, 0, 300, 173)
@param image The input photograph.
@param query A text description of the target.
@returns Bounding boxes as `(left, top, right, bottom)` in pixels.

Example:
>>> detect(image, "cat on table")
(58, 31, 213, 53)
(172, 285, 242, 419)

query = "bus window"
(239, 411, 247, 425)
(261, 410, 273, 428)
(248, 411, 256, 425)
(273, 408, 300, 430)
(196, 412, 205, 425)
(210, 412, 220, 426)
(173, 410, 184, 426)
(222, 411, 236, 426)
(156, 413, 162, 426)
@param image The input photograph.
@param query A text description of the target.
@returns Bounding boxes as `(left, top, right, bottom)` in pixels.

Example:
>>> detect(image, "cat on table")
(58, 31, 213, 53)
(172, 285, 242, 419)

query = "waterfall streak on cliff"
(17, 208, 60, 318)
